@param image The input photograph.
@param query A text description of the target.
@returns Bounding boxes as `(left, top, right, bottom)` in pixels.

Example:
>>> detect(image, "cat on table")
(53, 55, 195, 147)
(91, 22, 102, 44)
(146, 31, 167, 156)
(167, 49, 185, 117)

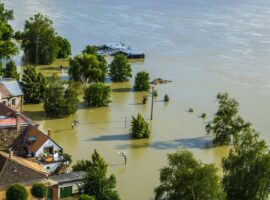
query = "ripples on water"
(5, 0, 270, 199)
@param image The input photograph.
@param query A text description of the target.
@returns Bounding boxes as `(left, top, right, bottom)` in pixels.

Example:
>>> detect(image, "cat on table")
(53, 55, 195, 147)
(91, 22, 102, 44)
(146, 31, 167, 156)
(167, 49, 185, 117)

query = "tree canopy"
(22, 66, 46, 103)
(31, 183, 48, 199)
(222, 128, 270, 200)
(84, 83, 111, 107)
(109, 54, 132, 82)
(73, 150, 120, 200)
(55, 36, 71, 58)
(2, 60, 19, 80)
(134, 71, 150, 91)
(155, 150, 221, 200)
(6, 184, 28, 200)
(69, 53, 107, 83)
(44, 74, 79, 116)
(205, 93, 251, 145)
(130, 113, 151, 139)
(0, 2, 18, 63)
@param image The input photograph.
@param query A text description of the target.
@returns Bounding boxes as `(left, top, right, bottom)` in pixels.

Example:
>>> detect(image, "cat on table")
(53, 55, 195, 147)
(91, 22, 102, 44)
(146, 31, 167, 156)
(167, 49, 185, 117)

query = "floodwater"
(5, 0, 270, 199)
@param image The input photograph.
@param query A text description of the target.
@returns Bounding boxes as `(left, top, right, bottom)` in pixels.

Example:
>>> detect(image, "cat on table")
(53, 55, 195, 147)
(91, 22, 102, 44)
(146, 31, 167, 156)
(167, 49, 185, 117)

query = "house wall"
(41, 162, 62, 174)
(0, 96, 23, 113)
(35, 139, 61, 157)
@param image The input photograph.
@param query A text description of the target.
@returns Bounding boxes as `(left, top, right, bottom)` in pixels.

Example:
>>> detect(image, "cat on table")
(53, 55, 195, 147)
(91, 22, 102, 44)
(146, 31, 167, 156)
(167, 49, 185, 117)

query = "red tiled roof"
(0, 84, 12, 99)
(0, 118, 29, 127)
(26, 126, 50, 153)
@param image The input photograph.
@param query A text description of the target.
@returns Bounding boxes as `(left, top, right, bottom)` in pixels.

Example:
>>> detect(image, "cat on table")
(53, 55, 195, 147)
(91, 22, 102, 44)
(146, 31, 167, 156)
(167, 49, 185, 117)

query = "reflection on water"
(6, 0, 270, 199)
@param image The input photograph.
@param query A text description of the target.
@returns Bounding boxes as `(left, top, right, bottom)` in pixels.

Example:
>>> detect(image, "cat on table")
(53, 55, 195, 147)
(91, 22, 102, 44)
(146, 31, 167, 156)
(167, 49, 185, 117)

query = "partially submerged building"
(0, 78, 24, 112)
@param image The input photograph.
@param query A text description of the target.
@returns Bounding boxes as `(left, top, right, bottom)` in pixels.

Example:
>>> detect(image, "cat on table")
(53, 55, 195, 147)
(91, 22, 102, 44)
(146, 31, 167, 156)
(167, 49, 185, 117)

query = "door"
(60, 186, 72, 199)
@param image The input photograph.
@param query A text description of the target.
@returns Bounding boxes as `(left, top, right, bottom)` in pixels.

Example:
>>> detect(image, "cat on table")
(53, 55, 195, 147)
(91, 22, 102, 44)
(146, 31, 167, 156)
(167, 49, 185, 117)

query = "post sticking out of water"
(150, 86, 154, 120)
(125, 116, 127, 128)
(119, 152, 127, 165)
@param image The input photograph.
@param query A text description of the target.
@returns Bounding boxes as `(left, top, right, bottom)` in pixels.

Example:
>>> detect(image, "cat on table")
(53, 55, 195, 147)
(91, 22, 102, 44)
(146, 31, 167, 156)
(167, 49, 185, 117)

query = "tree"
(69, 53, 107, 83)
(6, 184, 28, 200)
(155, 150, 221, 200)
(82, 45, 98, 55)
(222, 128, 270, 200)
(73, 150, 120, 200)
(130, 113, 150, 139)
(55, 36, 71, 58)
(22, 66, 46, 103)
(79, 194, 95, 200)
(31, 183, 48, 200)
(84, 83, 111, 107)
(134, 71, 150, 91)
(3, 60, 19, 80)
(21, 13, 58, 65)
(205, 93, 251, 145)
(109, 54, 132, 82)
(0, 2, 18, 64)
(44, 74, 79, 116)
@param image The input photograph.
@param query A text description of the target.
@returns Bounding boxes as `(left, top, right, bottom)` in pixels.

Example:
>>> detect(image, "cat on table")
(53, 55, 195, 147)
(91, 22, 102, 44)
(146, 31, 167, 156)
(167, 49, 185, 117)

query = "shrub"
(154, 90, 158, 97)
(131, 114, 151, 139)
(134, 71, 150, 91)
(188, 108, 194, 112)
(164, 94, 169, 102)
(142, 96, 148, 104)
(84, 83, 111, 107)
(79, 194, 95, 200)
(201, 113, 206, 118)
(31, 183, 48, 199)
(6, 184, 28, 200)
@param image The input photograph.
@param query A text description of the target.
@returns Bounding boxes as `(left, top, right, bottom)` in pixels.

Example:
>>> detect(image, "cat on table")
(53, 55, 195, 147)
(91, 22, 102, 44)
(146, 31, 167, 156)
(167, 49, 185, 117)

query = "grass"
(36, 58, 69, 77)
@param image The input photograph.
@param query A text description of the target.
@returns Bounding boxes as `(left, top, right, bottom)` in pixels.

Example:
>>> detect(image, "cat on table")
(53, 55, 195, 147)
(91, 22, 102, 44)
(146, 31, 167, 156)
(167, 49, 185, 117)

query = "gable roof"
(0, 84, 12, 98)
(24, 125, 62, 154)
(0, 78, 23, 97)
(0, 151, 48, 188)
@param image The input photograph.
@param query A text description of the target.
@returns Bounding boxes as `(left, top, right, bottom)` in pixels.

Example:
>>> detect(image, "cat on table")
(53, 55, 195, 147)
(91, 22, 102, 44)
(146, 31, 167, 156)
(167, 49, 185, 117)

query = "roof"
(0, 103, 33, 127)
(0, 79, 23, 97)
(0, 151, 48, 187)
(50, 171, 86, 184)
(0, 84, 12, 98)
(104, 42, 145, 55)
(24, 125, 62, 153)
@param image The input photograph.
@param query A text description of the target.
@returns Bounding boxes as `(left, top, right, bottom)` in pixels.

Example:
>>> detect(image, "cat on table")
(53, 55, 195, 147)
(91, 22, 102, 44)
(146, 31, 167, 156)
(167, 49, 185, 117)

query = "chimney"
(16, 113, 20, 132)
(47, 129, 52, 138)
(9, 149, 13, 159)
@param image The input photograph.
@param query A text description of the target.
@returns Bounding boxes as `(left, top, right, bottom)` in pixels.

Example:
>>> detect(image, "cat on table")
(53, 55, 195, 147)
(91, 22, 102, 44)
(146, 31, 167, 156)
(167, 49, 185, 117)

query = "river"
(5, 0, 270, 199)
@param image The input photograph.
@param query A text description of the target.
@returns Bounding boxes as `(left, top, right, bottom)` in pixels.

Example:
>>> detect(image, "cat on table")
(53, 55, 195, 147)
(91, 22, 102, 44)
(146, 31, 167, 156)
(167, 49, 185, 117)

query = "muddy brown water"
(5, 0, 270, 199)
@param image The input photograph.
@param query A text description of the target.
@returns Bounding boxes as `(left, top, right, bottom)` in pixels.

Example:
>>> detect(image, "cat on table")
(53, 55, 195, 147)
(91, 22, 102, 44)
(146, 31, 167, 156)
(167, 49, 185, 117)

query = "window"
(11, 98, 17, 105)
(44, 146, 54, 155)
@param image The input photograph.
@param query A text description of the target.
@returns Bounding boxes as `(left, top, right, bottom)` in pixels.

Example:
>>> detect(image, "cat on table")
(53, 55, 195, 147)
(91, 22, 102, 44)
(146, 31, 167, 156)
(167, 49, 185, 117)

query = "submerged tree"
(109, 54, 132, 82)
(3, 60, 19, 80)
(134, 71, 150, 91)
(0, 2, 18, 65)
(73, 150, 120, 200)
(222, 128, 270, 200)
(130, 113, 151, 139)
(69, 53, 107, 83)
(22, 66, 46, 103)
(205, 93, 251, 145)
(84, 83, 111, 107)
(155, 150, 221, 200)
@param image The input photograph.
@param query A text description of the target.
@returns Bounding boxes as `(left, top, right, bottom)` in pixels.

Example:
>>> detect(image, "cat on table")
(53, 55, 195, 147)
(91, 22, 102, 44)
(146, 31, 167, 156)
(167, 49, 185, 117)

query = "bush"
(6, 184, 28, 200)
(79, 194, 95, 200)
(164, 94, 169, 102)
(154, 90, 158, 97)
(84, 83, 111, 107)
(142, 96, 148, 104)
(201, 113, 206, 118)
(31, 183, 48, 199)
(188, 108, 194, 112)
(134, 71, 150, 91)
(109, 54, 132, 82)
(131, 114, 151, 139)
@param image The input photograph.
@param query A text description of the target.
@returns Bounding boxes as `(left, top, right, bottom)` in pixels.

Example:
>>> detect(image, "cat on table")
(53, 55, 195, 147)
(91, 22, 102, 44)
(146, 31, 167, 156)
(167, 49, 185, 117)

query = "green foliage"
(0, 2, 18, 62)
(82, 45, 98, 55)
(134, 71, 150, 91)
(6, 184, 28, 200)
(222, 128, 270, 200)
(44, 74, 79, 116)
(109, 54, 132, 82)
(164, 94, 169, 102)
(154, 90, 158, 97)
(14, 31, 23, 40)
(79, 194, 95, 200)
(22, 66, 46, 103)
(131, 113, 151, 139)
(55, 36, 71, 58)
(73, 150, 120, 200)
(63, 153, 72, 166)
(205, 92, 251, 145)
(84, 83, 111, 107)
(188, 108, 194, 112)
(21, 13, 58, 64)
(155, 150, 221, 200)
(201, 113, 206, 118)
(31, 183, 48, 199)
(69, 53, 107, 83)
(3, 60, 19, 80)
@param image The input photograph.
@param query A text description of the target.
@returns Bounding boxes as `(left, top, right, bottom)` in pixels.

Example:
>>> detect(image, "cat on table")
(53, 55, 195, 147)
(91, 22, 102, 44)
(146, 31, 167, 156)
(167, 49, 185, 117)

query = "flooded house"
(0, 78, 24, 112)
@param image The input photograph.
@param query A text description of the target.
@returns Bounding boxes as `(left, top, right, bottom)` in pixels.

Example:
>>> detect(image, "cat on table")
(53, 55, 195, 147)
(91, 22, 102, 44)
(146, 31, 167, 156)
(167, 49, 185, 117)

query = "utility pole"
(150, 86, 154, 120)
